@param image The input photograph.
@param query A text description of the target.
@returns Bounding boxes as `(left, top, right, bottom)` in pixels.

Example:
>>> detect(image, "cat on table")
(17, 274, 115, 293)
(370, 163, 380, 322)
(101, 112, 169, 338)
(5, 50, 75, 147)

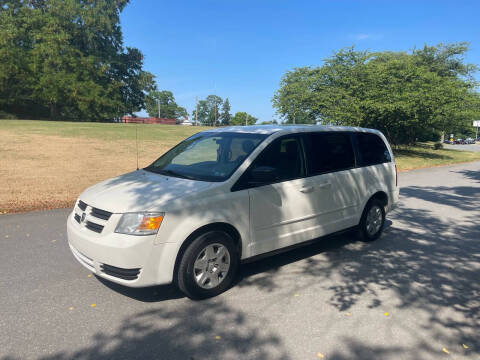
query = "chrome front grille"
(74, 200, 112, 234)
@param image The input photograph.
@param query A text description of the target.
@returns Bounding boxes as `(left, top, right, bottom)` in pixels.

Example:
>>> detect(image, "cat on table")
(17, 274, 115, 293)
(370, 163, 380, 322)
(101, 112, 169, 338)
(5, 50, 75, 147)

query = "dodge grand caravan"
(67, 125, 399, 299)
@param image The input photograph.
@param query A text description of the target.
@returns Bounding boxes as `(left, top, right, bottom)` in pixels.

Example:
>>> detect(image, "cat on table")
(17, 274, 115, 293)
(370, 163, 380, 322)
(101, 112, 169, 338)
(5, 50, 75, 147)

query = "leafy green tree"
(145, 90, 187, 119)
(192, 95, 223, 126)
(219, 98, 232, 125)
(231, 112, 257, 126)
(272, 44, 480, 145)
(0, 0, 154, 121)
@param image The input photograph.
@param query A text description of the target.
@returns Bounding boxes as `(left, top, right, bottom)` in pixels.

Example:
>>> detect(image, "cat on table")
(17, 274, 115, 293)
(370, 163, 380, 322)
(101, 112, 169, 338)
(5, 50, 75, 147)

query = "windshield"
(144, 132, 268, 182)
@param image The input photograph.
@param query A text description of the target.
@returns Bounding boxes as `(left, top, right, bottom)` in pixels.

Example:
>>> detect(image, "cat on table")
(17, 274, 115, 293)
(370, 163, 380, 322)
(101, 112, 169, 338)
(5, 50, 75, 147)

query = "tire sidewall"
(178, 231, 239, 299)
(360, 199, 385, 241)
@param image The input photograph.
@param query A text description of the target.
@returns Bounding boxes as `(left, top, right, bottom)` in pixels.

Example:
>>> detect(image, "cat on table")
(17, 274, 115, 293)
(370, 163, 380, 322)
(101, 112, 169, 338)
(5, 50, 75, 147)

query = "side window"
(304, 132, 355, 175)
(252, 136, 305, 182)
(355, 133, 391, 166)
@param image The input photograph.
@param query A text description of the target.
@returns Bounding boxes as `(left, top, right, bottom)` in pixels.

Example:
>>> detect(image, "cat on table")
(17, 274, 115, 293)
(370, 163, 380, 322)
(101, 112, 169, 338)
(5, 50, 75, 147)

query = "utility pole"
(195, 96, 198, 126)
(157, 99, 161, 119)
(245, 114, 248, 126)
(214, 104, 217, 127)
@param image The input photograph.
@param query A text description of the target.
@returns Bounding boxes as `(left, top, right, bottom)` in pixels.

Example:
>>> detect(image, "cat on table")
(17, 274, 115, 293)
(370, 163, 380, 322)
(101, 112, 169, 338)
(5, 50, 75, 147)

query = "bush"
(0, 111, 17, 119)
(433, 142, 443, 150)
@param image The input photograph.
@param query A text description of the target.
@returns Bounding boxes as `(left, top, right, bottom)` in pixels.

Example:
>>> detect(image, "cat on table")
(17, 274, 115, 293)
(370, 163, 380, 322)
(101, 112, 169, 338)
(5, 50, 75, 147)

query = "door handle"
(317, 182, 332, 189)
(300, 186, 315, 193)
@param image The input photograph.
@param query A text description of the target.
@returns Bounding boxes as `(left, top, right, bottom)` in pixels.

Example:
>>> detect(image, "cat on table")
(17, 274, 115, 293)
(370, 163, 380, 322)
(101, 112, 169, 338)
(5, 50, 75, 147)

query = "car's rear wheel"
(176, 230, 239, 299)
(358, 199, 385, 241)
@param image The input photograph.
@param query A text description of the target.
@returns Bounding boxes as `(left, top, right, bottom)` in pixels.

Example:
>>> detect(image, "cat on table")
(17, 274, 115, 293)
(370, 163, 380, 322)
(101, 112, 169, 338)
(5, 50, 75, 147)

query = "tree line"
(0, 0, 155, 121)
(144, 91, 258, 126)
(272, 43, 480, 145)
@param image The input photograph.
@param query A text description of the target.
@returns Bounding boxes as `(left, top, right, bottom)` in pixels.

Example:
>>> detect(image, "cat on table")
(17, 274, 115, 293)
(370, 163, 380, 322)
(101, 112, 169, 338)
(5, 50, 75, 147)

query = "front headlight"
(115, 212, 164, 236)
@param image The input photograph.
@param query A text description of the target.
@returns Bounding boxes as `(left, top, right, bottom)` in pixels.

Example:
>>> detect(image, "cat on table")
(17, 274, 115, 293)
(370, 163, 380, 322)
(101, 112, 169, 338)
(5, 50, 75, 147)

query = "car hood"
(79, 170, 213, 213)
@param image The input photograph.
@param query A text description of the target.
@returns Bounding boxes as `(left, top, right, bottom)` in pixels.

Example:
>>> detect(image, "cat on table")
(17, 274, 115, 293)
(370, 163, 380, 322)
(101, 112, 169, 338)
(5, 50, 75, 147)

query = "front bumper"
(66, 212, 177, 287)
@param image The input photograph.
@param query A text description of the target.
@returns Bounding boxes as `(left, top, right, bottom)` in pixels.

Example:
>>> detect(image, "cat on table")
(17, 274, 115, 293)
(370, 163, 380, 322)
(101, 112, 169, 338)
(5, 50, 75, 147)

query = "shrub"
(0, 111, 17, 119)
(433, 142, 443, 150)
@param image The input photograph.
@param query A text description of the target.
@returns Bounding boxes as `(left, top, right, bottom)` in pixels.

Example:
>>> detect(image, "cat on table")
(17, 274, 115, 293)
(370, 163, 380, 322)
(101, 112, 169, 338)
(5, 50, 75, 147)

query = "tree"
(231, 112, 257, 126)
(0, 0, 154, 121)
(219, 98, 232, 125)
(192, 95, 223, 126)
(145, 90, 187, 119)
(272, 44, 480, 145)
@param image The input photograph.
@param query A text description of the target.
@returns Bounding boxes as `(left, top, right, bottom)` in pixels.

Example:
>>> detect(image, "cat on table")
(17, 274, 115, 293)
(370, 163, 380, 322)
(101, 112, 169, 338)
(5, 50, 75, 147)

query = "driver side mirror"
(249, 166, 279, 185)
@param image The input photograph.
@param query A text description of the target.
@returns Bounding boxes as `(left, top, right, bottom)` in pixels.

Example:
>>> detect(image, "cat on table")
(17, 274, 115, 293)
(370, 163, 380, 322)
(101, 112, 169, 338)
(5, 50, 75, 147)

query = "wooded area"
(0, 0, 155, 121)
(272, 44, 480, 144)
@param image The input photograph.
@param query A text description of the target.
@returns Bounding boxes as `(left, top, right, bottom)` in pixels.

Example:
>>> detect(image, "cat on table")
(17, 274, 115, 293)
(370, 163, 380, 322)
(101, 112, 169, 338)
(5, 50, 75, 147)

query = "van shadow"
(95, 276, 184, 302)
(235, 226, 373, 291)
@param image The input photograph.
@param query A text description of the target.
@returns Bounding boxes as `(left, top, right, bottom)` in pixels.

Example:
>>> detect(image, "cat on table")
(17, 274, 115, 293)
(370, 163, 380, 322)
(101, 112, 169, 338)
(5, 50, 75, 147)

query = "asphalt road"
(444, 143, 480, 152)
(1, 162, 479, 360)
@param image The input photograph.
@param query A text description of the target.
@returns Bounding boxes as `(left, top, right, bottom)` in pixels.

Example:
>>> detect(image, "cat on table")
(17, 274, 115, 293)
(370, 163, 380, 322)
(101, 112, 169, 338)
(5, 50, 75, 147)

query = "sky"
(120, 0, 480, 122)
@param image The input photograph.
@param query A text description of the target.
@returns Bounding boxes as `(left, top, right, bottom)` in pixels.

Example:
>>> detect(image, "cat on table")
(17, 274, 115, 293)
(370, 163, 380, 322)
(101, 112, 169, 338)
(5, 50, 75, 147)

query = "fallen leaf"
(5, 235, 9, 238)
(26, 233, 30, 237)
(51, 239, 56, 243)
(90, 304, 96, 308)
(215, 336, 221, 340)
(462, 344, 469, 349)
(384, 312, 389, 316)
(442, 347, 449, 354)
(345, 312, 351, 316)
(317, 352, 325, 358)
(68, 307, 74, 311)
(294, 294, 300, 297)
(87, 274, 92, 278)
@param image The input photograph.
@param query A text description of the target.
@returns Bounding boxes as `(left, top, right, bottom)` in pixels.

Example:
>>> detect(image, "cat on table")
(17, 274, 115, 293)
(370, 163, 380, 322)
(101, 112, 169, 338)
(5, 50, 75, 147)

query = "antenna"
(135, 121, 139, 170)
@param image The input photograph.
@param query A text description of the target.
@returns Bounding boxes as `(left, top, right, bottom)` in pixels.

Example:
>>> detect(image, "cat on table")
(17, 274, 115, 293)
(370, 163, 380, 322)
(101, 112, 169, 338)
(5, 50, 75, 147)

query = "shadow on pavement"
(12, 166, 477, 360)
(33, 301, 290, 360)
(95, 276, 184, 302)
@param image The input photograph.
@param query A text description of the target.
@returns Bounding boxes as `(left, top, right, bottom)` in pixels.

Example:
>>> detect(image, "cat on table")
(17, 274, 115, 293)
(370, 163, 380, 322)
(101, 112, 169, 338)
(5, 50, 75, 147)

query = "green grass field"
(1, 119, 480, 213)
(394, 142, 480, 171)
(0, 119, 209, 141)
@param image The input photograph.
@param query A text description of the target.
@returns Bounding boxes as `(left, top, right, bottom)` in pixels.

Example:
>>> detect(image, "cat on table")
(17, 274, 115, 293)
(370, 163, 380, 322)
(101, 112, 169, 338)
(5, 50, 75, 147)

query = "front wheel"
(358, 199, 385, 242)
(176, 230, 239, 299)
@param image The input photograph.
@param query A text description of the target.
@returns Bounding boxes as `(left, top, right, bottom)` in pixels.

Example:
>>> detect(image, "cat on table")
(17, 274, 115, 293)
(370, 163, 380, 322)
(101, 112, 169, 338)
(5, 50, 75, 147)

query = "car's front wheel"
(176, 230, 239, 299)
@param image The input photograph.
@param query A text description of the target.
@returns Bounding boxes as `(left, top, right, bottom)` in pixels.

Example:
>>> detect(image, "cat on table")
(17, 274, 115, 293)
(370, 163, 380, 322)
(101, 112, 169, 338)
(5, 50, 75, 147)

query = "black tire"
(358, 199, 385, 242)
(176, 230, 239, 300)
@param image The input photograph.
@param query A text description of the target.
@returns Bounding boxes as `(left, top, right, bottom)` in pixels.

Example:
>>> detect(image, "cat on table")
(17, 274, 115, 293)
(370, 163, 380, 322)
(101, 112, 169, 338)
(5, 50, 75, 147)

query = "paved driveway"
(1, 162, 479, 360)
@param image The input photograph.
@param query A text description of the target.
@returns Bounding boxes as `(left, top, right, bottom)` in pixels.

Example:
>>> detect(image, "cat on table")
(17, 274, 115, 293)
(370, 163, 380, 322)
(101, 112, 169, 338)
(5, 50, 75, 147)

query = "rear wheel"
(176, 230, 239, 299)
(358, 199, 385, 241)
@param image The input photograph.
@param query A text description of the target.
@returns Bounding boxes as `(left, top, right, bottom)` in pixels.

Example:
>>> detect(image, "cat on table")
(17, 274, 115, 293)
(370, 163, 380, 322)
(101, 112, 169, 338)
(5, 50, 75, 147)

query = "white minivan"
(67, 125, 399, 299)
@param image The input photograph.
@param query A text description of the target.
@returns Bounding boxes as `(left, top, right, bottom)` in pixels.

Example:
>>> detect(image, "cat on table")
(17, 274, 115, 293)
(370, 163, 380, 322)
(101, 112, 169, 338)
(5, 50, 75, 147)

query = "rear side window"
(355, 133, 391, 166)
(304, 132, 355, 175)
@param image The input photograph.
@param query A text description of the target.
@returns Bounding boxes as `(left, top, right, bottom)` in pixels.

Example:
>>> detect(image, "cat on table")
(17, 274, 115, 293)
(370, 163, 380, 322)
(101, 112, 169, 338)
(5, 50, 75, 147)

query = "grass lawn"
(0, 120, 207, 213)
(393, 142, 480, 171)
(1, 119, 480, 213)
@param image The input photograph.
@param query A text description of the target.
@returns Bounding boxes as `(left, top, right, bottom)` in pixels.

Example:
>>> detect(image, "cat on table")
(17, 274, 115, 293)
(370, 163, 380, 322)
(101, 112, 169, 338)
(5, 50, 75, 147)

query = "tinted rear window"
(355, 133, 391, 166)
(304, 132, 355, 175)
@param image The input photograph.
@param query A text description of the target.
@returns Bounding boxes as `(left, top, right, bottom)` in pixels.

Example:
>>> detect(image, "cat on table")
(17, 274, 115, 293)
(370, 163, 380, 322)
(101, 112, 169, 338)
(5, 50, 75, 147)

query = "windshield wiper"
(154, 169, 195, 180)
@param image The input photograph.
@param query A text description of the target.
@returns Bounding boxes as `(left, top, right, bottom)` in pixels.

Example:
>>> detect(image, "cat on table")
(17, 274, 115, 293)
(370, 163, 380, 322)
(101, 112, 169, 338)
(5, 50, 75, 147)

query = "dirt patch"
(0, 131, 173, 213)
